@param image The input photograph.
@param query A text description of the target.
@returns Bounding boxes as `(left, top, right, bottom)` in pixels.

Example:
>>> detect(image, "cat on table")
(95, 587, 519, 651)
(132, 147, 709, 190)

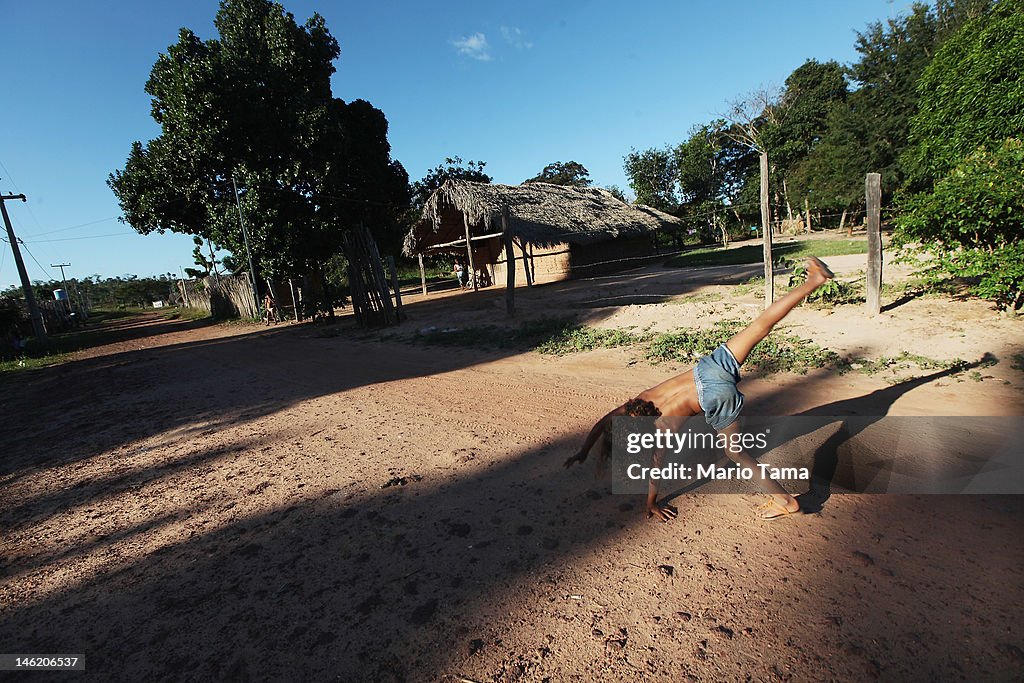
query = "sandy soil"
(2, 250, 1023, 681)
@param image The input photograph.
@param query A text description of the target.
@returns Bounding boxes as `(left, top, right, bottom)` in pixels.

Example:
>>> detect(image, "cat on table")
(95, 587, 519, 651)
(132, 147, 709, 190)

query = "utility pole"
(231, 173, 262, 316)
(1, 193, 48, 345)
(207, 237, 221, 283)
(51, 262, 74, 313)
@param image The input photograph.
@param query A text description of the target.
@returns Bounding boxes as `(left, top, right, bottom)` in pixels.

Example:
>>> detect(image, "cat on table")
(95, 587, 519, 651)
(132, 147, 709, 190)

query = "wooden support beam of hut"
(385, 255, 404, 322)
(518, 238, 533, 287)
(502, 208, 514, 316)
(417, 254, 427, 296)
(422, 232, 504, 252)
(463, 213, 478, 292)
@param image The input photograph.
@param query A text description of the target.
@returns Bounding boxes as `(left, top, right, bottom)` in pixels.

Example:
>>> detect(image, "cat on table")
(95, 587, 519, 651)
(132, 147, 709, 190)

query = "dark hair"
(623, 398, 661, 417)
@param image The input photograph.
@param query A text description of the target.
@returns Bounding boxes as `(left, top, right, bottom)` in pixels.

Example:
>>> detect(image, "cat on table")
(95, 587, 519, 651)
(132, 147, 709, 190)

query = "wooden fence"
(178, 274, 260, 319)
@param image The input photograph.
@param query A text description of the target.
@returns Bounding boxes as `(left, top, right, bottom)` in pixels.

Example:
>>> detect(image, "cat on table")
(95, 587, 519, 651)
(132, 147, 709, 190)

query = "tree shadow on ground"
(3, 307, 1021, 681)
(1, 261, 746, 482)
(2, 388, 1021, 681)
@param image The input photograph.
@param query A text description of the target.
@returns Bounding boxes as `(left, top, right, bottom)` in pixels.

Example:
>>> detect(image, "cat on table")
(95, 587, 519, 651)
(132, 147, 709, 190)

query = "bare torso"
(635, 369, 702, 417)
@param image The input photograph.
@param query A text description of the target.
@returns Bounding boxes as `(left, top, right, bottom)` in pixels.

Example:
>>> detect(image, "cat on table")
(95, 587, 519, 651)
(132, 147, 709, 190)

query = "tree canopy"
(904, 0, 1024, 184)
(108, 0, 410, 286)
(523, 161, 592, 187)
(894, 0, 1024, 310)
(623, 0, 997, 231)
(410, 156, 491, 209)
(623, 147, 678, 213)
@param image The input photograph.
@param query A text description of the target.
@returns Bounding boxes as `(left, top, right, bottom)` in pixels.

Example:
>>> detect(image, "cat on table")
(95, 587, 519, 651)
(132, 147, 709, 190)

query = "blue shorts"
(693, 344, 744, 431)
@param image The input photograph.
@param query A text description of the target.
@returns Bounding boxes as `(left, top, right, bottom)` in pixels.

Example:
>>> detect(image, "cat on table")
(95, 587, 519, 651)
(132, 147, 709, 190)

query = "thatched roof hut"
(402, 180, 683, 313)
(403, 179, 682, 256)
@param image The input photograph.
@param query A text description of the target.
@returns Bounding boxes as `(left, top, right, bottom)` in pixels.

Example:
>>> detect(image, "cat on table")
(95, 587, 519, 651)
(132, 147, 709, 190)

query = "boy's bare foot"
(806, 257, 835, 286)
(758, 496, 801, 520)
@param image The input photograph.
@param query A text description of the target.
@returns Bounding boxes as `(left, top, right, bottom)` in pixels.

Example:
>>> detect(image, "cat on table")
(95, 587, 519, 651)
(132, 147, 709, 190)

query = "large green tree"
(904, 0, 1024, 185)
(623, 147, 678, 213)
(410, 156, 491, 209)
(768, 60, 848, 174)
(895, 0, 1024, 310)
(800, 1, 991, 197)
(108, 0, 409, 292)
(524, 161, 592, 187)
(675, 122, 756, 241)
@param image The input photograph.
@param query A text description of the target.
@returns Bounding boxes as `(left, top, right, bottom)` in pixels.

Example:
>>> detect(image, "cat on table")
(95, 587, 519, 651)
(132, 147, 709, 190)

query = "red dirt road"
(2, 283, 1023, 681)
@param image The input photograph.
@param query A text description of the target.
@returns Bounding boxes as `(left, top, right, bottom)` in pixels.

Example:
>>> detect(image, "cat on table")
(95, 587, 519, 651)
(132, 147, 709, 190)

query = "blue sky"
(0, 0, 907, 289)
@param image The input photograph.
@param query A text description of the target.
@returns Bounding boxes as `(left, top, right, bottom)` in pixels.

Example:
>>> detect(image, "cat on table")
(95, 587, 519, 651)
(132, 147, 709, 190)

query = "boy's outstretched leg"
(726, 257, 833, 365)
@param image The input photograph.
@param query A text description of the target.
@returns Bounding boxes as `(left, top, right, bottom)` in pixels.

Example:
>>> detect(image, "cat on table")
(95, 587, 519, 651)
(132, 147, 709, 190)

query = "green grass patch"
(842, 351, 969, 376)
(409, 316, 984, 380)
(537, 326, 649, 355)
(160, 306, 212, 322)
(412, 317, 649, 355)
(665, 239, 868, 268)
(645, 320, 839, 374)
(1012, 353, 1024, 372)
(414, 317, 841, 374)
(672, 291, 725, 304)
(0, 352, 70, 375)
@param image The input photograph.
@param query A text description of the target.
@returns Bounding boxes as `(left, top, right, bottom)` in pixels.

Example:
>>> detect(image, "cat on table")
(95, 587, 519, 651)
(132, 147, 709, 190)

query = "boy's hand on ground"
(647, 502, 678, 522)
(564, 451, 587, 468)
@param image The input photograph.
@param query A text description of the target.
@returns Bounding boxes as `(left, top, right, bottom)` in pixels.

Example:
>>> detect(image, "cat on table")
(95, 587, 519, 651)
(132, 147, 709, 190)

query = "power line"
(18, 240, 52, 281)
(27, 215, 120, 237)
(0, 159, 50, 236)
(25, 231, 136, 244)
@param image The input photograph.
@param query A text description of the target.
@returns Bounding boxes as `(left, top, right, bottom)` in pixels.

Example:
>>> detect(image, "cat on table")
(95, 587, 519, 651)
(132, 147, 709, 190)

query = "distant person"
(263, 292, 277, 326)
(453, 262, 467, 289)
(11, 329, 26, 353)
(565, 257, 836, 521)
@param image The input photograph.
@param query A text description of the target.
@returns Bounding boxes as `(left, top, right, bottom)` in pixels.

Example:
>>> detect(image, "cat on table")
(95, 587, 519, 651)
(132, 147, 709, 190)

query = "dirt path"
(2, 264, 1022, 681)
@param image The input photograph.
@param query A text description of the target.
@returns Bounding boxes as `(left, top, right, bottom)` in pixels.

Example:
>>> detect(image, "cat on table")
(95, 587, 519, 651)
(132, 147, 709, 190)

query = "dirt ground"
(2, 247, 1023, 682)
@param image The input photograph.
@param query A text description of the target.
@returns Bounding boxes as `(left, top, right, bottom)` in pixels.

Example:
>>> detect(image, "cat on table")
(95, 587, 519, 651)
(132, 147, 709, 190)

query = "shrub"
(895, 139, 1024, 310)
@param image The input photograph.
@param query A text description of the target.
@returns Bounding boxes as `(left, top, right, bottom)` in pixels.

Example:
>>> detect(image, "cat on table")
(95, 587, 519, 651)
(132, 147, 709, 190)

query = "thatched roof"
(403, 180, 683, 256)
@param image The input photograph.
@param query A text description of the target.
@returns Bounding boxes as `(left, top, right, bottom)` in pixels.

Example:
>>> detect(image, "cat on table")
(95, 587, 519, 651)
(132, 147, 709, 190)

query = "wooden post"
(266, 278, 283, 322)
(502, 209, 515, 316)
(288, 278, 301, 322)
(417, 254, 427, 296)
(804, 197, 811, 233)
(865, 173, 882, 316)
(463, 214, 478, 292)
(759, 151, 774, 309)
(385, 255, 404, 322)
(365, 225, 396, 325)
(519, 239, 533, 287)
